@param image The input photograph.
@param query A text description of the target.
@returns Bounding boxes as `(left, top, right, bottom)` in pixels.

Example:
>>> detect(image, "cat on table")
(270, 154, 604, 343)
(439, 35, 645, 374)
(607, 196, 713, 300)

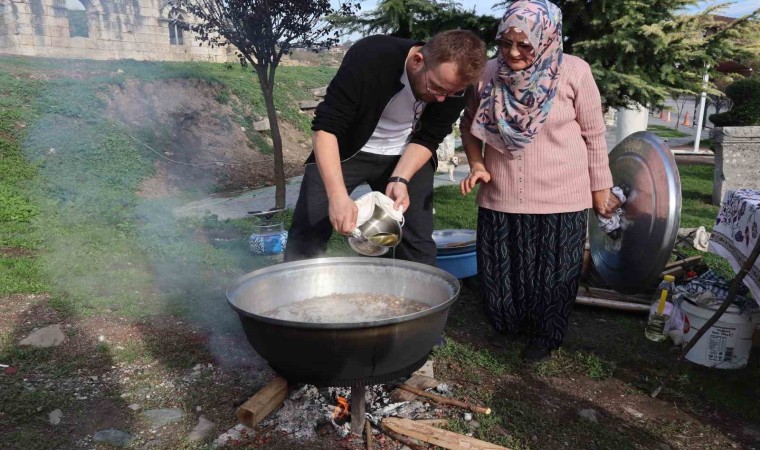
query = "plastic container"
(249, 222, 288, 256)
(645, 275, 676, 342)
(436, 251, 477, 279)
(681, 299, 760, 369)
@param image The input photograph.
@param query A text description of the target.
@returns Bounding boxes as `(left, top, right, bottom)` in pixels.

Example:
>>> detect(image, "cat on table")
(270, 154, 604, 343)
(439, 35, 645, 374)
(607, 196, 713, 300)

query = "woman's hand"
(592, 188, 612, 218)
(460, 168, 491, 195)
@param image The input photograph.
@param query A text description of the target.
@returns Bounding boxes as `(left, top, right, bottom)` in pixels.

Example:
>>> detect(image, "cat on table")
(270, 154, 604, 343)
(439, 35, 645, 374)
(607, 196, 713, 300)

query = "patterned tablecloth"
(708, 189, 760, 305)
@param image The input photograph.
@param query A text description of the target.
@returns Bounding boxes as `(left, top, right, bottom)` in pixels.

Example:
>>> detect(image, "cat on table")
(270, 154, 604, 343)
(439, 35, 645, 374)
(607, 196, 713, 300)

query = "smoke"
(18, 57, 276, 369)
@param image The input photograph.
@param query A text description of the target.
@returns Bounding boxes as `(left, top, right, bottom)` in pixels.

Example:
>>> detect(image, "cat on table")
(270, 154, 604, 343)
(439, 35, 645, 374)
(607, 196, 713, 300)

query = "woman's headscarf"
(471, 0, 563, 152)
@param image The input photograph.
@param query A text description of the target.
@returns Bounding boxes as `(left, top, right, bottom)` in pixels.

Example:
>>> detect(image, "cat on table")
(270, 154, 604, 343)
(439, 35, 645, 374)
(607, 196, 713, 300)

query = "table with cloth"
(708, 189, 760, 305)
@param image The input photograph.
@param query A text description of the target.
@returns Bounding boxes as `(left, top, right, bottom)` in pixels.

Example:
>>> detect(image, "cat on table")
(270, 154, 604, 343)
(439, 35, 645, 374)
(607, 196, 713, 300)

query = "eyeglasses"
(412, 100, 425, 133)
(496, 39, 535, 56)
(423, 62, 466, 98)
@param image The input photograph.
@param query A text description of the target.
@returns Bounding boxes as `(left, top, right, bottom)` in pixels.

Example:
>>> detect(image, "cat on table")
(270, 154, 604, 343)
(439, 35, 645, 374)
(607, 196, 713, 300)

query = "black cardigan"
(306, 35, 467, 165)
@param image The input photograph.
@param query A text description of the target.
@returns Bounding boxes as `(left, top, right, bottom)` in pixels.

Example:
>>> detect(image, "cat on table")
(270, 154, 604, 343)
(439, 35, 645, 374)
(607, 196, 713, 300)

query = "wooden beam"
(383, 417, 511, 450)
(236, 376, 289, 428)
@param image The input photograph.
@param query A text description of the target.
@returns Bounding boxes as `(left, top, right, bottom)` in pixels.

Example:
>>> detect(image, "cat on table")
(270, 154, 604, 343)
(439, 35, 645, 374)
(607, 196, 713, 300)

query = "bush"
(710, 78, 760, 127)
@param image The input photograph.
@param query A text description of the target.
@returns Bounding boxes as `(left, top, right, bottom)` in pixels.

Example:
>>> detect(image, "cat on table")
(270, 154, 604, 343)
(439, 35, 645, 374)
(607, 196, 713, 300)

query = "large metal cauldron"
(227, 257, 460, 386)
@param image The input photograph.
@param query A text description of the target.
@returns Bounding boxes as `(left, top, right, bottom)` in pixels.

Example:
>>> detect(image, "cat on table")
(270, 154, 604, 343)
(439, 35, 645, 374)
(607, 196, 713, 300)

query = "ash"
(266, 382, 442, 440)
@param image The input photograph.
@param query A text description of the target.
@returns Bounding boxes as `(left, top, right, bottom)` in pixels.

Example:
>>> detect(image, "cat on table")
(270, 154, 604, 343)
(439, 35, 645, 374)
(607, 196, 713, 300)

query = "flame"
(332, 396, 349, 421)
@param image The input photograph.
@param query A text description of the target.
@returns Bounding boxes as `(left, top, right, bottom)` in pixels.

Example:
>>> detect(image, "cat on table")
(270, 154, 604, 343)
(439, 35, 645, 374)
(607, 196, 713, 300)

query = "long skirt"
(477, 207, 587, 350)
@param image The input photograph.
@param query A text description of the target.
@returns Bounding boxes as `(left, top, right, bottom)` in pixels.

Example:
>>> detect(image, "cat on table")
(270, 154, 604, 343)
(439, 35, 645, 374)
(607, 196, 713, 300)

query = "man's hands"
(329, 193, 359, 235)
(385, 181, 410, 213)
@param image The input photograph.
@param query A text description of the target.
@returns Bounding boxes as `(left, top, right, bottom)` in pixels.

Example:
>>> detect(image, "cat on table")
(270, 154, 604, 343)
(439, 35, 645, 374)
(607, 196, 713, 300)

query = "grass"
(648, 124, 690, 138)
(1, 54, 756, 449)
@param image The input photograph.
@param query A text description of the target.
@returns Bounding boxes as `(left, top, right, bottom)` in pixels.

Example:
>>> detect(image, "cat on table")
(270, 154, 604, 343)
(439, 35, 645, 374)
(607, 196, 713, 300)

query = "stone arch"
(158, 1, 188, 46)
(65, 0, 89, 37)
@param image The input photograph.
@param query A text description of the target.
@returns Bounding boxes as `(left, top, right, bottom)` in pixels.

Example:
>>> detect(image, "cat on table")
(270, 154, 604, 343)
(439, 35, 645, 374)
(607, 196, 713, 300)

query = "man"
(285, 30, 487, 266)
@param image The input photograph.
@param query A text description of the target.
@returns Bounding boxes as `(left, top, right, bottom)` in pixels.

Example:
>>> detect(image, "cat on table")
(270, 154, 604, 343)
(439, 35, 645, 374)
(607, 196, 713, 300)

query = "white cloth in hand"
(598, 186, 627, 234)
(353, 192, 404, 237)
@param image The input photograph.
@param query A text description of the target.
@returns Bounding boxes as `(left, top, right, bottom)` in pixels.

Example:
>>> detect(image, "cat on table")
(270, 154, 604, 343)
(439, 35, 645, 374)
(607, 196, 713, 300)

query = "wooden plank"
(383, 417, 511, 450)
(390, 374, 440, 403)
(415, 418, 449, 427)
(236, 376, 289, 428)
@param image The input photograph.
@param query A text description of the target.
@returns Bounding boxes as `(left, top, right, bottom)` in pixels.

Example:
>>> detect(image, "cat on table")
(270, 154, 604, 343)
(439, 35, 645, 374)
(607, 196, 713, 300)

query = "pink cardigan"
(460, 55, 613, 214)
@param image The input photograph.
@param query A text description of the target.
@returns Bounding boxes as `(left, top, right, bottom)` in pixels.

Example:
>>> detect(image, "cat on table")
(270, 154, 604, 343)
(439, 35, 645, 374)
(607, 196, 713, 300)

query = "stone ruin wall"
(0, 0, 230, 62)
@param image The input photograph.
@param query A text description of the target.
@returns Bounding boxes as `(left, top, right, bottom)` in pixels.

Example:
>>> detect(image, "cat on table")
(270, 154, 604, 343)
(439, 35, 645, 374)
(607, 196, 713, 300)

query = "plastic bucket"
(681, 299, 760, 369)
(436, 251, 477, 279)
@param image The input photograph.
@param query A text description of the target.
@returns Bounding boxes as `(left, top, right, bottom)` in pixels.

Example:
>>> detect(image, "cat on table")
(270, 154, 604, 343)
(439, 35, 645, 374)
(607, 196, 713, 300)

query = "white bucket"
(681, 299, 760, 369)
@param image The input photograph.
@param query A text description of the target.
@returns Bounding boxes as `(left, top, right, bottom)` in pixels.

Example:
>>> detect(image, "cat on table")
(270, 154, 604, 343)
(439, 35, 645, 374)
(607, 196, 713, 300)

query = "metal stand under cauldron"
(349, 385, 366, 434)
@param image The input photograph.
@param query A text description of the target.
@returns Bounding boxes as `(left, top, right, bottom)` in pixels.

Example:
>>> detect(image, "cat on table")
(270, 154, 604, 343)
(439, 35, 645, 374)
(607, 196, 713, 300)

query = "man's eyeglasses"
(423, 62, 466, 98)
(496, 39, 535, 56)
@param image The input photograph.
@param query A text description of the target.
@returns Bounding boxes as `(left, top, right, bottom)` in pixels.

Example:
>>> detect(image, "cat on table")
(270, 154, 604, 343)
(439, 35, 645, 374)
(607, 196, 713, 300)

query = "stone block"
(712, 126, 760, 205)
(299, 100, 321, 110)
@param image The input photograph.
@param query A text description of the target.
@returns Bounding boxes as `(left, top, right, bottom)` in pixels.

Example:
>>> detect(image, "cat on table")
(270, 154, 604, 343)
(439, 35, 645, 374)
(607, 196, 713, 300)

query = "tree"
(332, 0, 499, 46)
(183, 0, 356, 209)
(494, 1, 758, 109)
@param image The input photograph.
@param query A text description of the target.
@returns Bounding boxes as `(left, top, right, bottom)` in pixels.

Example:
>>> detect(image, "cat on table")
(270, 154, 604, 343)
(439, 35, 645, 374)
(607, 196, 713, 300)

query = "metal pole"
(693, 70, 709, 152)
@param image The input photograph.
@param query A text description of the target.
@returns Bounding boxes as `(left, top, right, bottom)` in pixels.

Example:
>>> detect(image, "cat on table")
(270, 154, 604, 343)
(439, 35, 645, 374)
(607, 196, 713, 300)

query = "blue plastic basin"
(436, 251, 477, 279)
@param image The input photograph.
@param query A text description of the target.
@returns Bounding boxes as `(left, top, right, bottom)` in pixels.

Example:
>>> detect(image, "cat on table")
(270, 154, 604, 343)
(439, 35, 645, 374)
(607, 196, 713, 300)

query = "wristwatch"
(388, 176, 409, 185)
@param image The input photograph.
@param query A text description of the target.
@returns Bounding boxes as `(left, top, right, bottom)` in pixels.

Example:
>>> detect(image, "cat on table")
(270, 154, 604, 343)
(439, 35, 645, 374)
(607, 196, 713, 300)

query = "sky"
(64, 0, 759, 17)
(346, 0, 759, 18)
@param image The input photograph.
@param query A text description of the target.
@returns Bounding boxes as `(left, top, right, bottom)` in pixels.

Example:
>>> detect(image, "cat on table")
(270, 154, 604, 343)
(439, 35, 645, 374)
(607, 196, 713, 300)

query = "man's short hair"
(421, 30, 487, 84)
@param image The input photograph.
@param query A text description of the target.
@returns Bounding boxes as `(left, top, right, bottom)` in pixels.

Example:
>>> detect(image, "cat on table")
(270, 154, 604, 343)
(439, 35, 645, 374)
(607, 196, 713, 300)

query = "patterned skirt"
(477, 208, 587, 349)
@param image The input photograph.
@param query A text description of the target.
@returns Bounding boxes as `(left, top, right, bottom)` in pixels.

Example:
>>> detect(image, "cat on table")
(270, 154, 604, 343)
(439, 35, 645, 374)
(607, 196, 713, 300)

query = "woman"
(460, 0, 614, 363)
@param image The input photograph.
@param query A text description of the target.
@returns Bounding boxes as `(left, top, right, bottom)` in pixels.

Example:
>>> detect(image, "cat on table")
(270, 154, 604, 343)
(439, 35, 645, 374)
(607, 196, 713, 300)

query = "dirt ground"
(106, 79, 313, 195)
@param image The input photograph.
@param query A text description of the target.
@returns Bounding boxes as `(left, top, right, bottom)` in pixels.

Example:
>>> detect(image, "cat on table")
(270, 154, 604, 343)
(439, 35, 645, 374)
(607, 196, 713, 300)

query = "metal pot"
(226, 257, 460, 386)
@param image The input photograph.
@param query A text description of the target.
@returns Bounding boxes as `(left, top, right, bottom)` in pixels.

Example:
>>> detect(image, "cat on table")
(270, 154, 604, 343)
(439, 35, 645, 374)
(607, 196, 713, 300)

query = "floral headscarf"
(471, 0, 563, 152)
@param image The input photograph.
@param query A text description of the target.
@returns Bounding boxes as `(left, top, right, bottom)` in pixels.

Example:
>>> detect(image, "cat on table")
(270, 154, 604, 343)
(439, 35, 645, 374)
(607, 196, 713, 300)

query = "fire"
(332, 396, 350, 421)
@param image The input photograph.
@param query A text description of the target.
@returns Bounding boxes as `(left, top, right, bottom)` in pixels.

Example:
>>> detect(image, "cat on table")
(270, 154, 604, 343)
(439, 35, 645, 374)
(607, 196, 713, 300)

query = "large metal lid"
(589, 131, 682, 294)
(433, 229, 477, 255)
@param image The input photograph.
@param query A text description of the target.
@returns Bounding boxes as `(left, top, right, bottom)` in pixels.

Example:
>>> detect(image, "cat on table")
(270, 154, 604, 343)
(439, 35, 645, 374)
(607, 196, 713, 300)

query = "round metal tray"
(433, 229, 477, 256)
(589, 131, 681, 294)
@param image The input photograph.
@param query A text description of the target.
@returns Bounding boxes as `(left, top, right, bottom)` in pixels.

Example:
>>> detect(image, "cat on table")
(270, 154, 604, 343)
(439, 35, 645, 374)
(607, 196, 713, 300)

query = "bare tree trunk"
(256, 66, 286, 210)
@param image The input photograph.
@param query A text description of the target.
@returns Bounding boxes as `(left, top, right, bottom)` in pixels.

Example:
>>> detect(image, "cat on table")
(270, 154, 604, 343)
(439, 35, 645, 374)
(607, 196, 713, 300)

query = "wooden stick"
(575, 295, 650, 312)
(661, 267, 686, 278)
(664, 255, 702, 269)
(365, 419, 373, 450)
(382, 426, 427, 450)
(236, 376, 289, 428)
(398, 384, 491, 415)
(383, 417, 511, 450)
(415, 418, 449, 427)
(578, 286, 651, 304)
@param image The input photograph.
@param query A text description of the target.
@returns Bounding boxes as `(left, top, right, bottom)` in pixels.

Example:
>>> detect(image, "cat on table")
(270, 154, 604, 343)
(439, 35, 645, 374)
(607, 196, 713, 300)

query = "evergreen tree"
(495, 1, 758, 108)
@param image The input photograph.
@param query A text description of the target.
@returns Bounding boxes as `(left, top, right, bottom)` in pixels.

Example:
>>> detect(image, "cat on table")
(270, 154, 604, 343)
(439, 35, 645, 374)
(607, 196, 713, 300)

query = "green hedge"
(710, 78, 760, 127)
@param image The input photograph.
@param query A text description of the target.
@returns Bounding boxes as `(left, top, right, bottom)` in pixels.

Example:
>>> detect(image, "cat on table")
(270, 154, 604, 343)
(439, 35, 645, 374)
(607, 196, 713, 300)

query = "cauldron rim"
(226, 257, 460, 330)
